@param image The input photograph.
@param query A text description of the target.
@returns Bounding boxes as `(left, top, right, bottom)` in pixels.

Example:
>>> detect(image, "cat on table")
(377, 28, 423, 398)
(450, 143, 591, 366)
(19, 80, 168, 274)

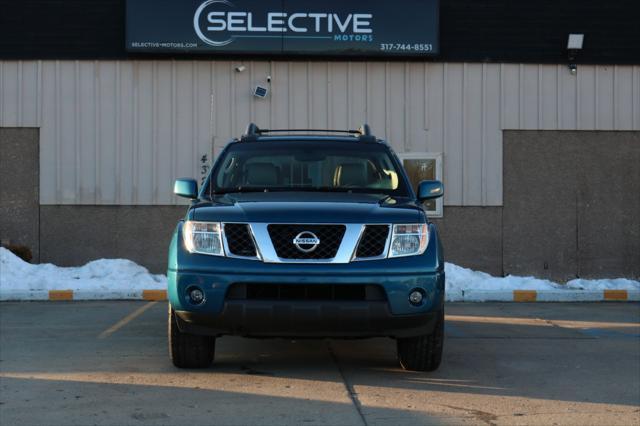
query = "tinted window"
(207, 141, 410, 196)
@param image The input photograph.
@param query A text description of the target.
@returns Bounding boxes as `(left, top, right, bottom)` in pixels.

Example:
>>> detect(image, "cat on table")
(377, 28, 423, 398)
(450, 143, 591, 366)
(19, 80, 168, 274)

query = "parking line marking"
(142, 290, 167, 301)
(447, 315, 552, 326)
(604, 290, 628, 301)
(49, 290, 73, 300)
(513, 290, 537, 302)
(98, 301, 158, 339)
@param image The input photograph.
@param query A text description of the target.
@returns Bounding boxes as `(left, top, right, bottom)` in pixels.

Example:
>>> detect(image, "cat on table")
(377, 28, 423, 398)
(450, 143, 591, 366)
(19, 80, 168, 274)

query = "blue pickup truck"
(167, 124, 445, 371)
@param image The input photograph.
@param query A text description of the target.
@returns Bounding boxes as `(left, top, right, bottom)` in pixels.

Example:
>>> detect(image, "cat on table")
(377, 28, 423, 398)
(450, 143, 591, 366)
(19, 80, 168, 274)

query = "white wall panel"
(501, 64, 521, 130)
(443, 63, 464, 204)
(425, 64, 444, 154)
(462, 63, 483, 205)
(405, 62, 426, 153)
(0, 60, 638, 206)
(483, 63, 502, 206)
(578, 67, 597, 130)
(366, 63, 386, 140)
(558, 64, 578, 129)
(521, 65, 539, 129)
(1, 62, 19, 126)
(539, 65, 558, 129)
(614, 66, 634, 130)
(135, 61, 154, 204)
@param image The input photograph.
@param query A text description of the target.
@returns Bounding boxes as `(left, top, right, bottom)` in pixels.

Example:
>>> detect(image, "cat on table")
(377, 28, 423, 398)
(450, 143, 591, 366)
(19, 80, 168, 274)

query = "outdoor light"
(567, 33, 584, 50)
(409, 290, 424, 306)
(235, 65, 246, 73)
(567, 33, 584, 75)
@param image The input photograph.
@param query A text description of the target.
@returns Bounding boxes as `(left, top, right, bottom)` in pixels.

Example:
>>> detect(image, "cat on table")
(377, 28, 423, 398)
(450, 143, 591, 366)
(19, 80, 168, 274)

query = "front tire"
(168, 306, 215, 368)
(397, 309, 444, 371)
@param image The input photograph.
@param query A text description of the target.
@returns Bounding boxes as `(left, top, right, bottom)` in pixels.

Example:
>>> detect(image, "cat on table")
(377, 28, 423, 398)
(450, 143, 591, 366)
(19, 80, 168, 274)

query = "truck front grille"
(223, 223, 257, 257)
(355, 225, 390, 258)
(226, 283, 387, 301)
(267, 224, 346, 259)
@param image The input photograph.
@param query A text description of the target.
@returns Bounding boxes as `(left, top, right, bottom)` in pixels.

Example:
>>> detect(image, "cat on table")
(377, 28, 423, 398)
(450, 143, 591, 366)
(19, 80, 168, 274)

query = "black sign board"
(126, 0, 439, 57)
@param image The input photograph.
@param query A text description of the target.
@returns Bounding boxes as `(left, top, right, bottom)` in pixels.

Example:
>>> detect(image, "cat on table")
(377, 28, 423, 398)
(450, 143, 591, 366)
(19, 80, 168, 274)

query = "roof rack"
(240, 123, 377, 142)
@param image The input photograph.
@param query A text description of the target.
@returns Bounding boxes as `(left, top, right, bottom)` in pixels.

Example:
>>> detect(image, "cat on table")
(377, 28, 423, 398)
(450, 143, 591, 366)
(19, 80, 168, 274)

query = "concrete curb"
(1, 289, 639, 302)
(447, 289, 640, 302)
(0, 289, 168, 301)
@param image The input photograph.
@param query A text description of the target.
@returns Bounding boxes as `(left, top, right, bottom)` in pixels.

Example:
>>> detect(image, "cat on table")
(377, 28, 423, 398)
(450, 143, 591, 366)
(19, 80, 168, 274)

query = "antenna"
(241, 123, 260, 141)
(358, 124, 372, 136)
(357, 124, 376, 142)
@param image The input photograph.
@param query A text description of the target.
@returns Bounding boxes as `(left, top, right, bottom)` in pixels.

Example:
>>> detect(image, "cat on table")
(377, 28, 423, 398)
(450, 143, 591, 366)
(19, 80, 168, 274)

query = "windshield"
(206, 141, 410, 197)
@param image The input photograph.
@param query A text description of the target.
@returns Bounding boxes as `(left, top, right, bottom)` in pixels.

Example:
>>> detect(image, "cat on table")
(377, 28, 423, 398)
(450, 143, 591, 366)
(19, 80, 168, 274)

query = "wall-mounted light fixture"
(235, 65, 246, 73)
(567, 34, 584, 75)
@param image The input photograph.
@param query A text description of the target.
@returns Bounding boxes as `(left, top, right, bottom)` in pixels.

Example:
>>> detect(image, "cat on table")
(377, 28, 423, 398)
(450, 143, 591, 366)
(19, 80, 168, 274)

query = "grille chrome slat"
(227, 223, 391, 264)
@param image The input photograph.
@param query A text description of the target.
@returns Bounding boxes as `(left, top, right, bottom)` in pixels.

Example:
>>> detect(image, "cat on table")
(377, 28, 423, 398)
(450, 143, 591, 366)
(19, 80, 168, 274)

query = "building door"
(503, 130, 640, 281)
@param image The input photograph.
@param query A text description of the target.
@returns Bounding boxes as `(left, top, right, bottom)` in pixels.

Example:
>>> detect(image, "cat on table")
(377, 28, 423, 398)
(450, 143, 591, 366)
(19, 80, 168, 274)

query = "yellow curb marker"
(513, 290, 537, 302)
(98, 301, 158, 339)
(604, 290, 628, 301)
(142, 289, 167, 301)
(48, 290, 73, 301)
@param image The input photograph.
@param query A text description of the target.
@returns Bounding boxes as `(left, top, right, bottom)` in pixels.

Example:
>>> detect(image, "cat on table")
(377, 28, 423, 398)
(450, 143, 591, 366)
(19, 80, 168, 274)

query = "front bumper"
(176, 302, 441, 338)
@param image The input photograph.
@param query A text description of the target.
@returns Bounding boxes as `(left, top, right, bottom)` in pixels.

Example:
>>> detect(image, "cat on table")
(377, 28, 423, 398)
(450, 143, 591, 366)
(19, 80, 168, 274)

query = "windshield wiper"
(214, 186, 350, 194)
(297, 187, 395, 197)
(212, 187, 273, 195)
(213, 186, 394, 198)
(290, 186, 352, 193)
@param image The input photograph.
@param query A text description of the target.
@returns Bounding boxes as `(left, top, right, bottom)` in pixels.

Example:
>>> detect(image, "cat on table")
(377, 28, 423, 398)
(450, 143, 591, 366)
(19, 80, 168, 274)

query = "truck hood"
(190, 192, 424, 224)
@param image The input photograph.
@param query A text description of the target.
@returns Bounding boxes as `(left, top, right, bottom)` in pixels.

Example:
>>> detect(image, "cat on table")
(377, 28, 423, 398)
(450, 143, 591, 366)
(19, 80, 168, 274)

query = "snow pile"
(1, 247, 638, 301)
(0, 247, 166, 300)
(565, 278, 640, 291)
(445, 262, 639, 301)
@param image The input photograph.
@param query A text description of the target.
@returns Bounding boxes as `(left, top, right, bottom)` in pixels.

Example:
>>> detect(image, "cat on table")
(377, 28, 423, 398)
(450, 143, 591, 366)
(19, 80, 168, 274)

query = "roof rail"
(239, 123, 378, 142)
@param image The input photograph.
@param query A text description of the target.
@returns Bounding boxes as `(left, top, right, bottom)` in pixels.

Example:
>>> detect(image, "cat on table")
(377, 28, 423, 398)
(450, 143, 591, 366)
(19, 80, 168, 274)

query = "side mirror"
(174, 178, 198, 199)
(417, 180, 444, 201)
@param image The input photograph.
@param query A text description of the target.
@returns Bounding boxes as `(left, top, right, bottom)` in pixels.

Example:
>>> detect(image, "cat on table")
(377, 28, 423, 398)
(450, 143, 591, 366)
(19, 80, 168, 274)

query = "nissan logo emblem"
(293, 231, 321, 253)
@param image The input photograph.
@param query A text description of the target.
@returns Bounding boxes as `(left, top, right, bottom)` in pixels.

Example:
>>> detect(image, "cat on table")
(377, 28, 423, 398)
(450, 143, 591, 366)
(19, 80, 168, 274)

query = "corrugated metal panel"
(0, 61, 638, 206)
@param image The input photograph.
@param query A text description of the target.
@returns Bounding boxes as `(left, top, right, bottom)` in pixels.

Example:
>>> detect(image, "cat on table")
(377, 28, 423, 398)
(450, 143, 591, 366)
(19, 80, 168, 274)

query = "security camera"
(266, 75, 272, 83)
(235, 65, 246, 73)
(569, 63, 577, 75)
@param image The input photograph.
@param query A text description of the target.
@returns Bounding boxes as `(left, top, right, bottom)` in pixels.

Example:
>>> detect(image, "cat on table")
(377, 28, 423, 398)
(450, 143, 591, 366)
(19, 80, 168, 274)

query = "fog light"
(188, 287, 205, 304)
(409, 290, 424, 306)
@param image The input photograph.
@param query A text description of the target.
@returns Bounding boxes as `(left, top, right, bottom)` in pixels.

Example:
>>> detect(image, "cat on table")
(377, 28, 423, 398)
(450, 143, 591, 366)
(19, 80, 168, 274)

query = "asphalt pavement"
(0, 302, 638, 426)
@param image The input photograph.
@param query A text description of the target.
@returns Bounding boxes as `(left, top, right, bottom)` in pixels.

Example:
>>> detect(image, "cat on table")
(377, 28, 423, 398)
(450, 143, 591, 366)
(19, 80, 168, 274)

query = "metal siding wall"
(0, 61, 638, 206)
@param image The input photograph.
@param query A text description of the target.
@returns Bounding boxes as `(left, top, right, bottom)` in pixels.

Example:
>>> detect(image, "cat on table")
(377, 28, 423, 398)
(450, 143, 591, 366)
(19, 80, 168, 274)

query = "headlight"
(182, 221, 224, 256)
(389, 224, 428, 258)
